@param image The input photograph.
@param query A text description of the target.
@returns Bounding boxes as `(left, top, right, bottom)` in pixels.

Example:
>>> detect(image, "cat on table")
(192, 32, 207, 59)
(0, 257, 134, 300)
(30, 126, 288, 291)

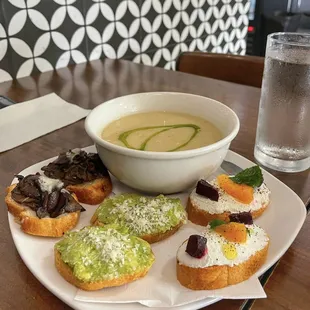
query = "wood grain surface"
(0, 59, 309, 310)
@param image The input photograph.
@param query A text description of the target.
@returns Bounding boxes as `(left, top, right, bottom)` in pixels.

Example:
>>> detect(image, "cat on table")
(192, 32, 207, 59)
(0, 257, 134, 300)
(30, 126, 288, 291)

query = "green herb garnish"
(118, 124, 200, 152)
(230, 166, 263, 188)
(209, 219, 226, 229)
(246, 228, 251, 236)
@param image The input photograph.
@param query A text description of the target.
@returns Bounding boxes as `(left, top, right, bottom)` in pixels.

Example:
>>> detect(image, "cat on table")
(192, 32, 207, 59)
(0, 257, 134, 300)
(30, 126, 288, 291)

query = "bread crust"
(177, 241, 269, 290)
(91, 215, 184, 244)
(54, 249, 150, 291)
(141, 221, 183, 244)
(186, 198, 269, 226)
(5, 184, 80, 237)
(66, 177, 112, 205)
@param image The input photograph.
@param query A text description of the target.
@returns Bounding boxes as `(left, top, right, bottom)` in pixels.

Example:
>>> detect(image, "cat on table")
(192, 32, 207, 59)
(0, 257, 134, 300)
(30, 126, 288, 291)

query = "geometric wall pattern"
(0, 0, 250, 83)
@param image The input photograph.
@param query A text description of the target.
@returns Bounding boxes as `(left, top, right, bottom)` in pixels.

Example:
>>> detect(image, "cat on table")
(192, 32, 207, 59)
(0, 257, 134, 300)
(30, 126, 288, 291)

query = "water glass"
(254, 32, 310, 172)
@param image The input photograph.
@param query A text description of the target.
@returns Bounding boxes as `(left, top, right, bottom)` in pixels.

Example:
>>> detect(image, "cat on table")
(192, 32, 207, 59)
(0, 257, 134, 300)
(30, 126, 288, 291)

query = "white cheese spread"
(190, 179, 270, 214)
(177, 224, 269, 268)
(38, 175, 64, 194)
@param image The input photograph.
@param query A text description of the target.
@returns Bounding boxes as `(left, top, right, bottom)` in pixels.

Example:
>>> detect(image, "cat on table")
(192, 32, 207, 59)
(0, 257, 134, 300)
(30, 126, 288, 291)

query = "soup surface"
(101, 111, 222, 152)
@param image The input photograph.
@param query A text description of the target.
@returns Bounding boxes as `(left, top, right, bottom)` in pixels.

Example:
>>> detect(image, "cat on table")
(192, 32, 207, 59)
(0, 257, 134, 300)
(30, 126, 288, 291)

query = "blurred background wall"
(246, 0, 310, 56)
(0, 0, 250, 82)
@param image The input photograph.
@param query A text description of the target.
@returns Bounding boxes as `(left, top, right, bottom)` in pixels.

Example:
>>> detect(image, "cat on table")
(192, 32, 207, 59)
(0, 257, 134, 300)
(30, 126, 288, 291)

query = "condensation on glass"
(254, 32, 310, 172)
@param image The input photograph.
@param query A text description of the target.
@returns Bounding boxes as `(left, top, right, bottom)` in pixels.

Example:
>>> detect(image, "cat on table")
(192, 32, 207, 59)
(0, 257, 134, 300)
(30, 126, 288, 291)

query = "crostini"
(5, 174, 85, 237)
(55, 225, 155, 291)
(187, 166, 270, 226)
(41, 149, 112, 205)
(91, 193, 187, 243)
(176, 212, 269, 290)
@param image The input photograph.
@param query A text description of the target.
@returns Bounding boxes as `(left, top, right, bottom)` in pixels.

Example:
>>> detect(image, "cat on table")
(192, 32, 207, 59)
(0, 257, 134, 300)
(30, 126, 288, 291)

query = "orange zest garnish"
(217, 174, 254, 204)
(215, 222, 247, 243)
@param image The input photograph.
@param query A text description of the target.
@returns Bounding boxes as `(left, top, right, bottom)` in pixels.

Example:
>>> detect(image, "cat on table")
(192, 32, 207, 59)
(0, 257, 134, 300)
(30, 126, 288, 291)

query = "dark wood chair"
(176, 52, 265, 88)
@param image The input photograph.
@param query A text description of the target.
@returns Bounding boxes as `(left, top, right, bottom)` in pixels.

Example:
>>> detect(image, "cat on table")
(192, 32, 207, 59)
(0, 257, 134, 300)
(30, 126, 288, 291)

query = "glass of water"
(254, 32, 310, 172)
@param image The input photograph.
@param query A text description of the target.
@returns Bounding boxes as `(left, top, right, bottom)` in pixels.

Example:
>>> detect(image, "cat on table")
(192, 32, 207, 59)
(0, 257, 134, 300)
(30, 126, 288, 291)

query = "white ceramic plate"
(8, 146, 306, 310)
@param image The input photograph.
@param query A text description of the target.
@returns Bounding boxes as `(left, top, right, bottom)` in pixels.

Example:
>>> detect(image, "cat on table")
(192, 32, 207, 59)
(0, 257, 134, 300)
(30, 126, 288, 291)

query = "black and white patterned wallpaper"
(0, 0, 250, 83)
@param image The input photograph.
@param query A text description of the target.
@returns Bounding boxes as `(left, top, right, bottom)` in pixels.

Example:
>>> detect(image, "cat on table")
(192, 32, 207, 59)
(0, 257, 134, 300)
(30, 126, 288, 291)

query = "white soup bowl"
(85, 92, 239, 194)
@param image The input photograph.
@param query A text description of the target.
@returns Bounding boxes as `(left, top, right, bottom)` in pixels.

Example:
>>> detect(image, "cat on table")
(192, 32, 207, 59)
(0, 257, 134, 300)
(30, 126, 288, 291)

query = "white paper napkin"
(76, 275, 265, 307)
(75, 217, 266, 307)
(0, 93, 90, 153)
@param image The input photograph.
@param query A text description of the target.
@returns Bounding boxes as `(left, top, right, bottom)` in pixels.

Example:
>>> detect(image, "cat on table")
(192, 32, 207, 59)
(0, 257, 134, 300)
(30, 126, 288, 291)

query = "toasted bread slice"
(90, 194, 187, 244)
(54, 226, 155, 290)
(177, 240, 269, 290)
(187, 198, 269, 226)
(5, 184, 81, 237)
(66, 177, 112, 205)
(55, 249, 150, 291)
(91, 217, 183, 244)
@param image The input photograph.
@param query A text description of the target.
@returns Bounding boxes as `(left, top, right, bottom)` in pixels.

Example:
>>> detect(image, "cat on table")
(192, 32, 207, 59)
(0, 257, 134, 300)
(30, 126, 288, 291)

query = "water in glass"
(255, 33, 310, 172)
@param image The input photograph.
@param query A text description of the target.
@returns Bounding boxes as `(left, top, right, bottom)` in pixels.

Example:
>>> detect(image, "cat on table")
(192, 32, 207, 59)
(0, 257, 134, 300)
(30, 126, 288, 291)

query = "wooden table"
(0, 59, 309, 310)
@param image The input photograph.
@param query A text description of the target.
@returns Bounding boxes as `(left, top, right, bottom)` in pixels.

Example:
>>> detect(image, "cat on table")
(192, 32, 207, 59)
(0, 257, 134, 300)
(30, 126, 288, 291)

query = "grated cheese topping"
(95, 194, 187, 237)
(55, 226, 155, 282)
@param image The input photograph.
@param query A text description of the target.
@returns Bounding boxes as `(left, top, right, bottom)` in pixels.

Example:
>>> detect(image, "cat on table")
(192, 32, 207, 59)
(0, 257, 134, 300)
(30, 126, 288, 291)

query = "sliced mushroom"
(36, 207, 49, 219)
(47, 191, 60, 212)
(50, 193, 66, 218)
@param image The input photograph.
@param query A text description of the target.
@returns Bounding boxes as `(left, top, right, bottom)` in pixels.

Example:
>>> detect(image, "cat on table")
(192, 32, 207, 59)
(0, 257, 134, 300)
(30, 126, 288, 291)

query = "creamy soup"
(101, 111, 222, 152)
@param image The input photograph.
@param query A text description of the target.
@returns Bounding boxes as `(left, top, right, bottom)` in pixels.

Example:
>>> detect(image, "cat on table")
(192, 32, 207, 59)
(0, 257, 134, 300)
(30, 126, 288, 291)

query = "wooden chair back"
(176, 52, 265, 88)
